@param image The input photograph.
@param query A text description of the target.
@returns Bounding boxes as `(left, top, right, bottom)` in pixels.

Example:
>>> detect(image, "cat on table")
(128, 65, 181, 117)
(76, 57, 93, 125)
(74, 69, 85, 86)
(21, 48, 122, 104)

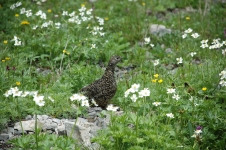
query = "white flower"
(201, 39, 208, 44)
(70, 93, 87, 101)
(69, 11, 75, 17)
(184, 28, 193, 33)
(29, 91, 38, 97)
(81, 100, 89, 107)
(33, 95, 45, 107)
(191, 33, 200, 38)
(219, 70, 226, 79)
(166, 113, 174, 118)
(48, 96, 55, 102)
(167, 88, 176, 94)
(86, 9, 92, 15)
(55, 22, 61, 28)
(124, 89, 131, 98)
(4, 90, 13, 97)
(139, 88, 150, 97)
(62, 11, 68, 16)
(14, 40, 22, 46)
(91, 99, 98, 106)
(222, 49, 226, 55)
(130, 94, 138, 102)
(152, 102, 161, 106)
(40, 13, 46, 19)
(182, 34, 187, 39)
(130, 84, 140, 93)
(190, 52, 197, 57)
(21, 91, 30, 97)
(200, 43, 208, 49)
(150, 44, 154, 47)
(15, 2, 22, 7)
(13, 90, 23, 97)
(32, 25, 38, 30)
(176, 57, 183, 64)
(26, 10, 32, 17)
(106, 104, 119, 111)
(20, 8, 26, 14)
(153, 59, 159, 66)
(91, 44, 96, 49)
(144, 37, 150, 44)
(195, 129, 202, 134)
(172, 94, 180, 100)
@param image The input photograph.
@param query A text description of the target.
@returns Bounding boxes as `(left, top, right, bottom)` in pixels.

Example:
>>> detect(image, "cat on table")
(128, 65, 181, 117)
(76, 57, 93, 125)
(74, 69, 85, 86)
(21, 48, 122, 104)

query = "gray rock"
(150, 24, 171, 36)
(14, 120, 42, 132)
(55, 125, 66, 136)
(25, 115, 32, 120)
(0, 134, 9, 141)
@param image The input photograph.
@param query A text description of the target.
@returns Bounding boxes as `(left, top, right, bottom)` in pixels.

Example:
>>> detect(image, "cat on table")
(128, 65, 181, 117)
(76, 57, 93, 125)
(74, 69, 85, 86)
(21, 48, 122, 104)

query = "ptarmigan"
(79, 56, 121, 109)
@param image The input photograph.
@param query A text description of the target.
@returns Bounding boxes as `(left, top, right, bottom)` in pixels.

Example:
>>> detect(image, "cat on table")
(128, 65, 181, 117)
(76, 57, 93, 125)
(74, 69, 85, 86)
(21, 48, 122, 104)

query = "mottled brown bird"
(79, 56, 121, 109)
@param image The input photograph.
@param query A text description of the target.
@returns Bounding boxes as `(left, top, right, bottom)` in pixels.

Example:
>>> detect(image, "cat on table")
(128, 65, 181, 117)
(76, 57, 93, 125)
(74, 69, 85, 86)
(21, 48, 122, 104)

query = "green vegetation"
(0, 0, 226, 149)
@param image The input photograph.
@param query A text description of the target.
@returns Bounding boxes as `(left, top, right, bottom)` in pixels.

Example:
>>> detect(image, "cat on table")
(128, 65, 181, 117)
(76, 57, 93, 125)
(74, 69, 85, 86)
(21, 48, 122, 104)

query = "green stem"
(35, 105, 38, 149)
(16, 97, 24, 136)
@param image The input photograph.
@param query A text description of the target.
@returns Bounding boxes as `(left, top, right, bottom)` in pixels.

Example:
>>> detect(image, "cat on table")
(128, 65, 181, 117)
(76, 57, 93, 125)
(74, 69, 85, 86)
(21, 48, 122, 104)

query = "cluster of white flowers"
(41, 20, 53, 28)
(20, 8, 32, 17)
(219, 70, 226, 87)
(167, 88, 180, 101)
(144, 37, 154, 47)
(182, 28, 199, 39)
(209, 38, 226, 49)
(90, 26, 105, 36)
(4, 87, 45, 107)
(176, 57, 183, 64)
(70, 93, 89, 107)
(10, 2, 22, 10)
(201, 39, 226, 52)
(35, 10, 47, 20)
(11, 36, 22, 46)
(124, 83, 150, 102)
(66, 6, 93, 24)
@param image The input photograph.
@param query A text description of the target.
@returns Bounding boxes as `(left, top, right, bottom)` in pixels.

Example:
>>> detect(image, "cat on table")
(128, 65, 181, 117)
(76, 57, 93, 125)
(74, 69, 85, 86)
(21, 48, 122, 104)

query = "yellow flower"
(104, 17, 109, 21)
(186, 17, 190, 20)
(63, 49, 67, 53)
(81, 4, 85, 7)
(21, 20, 30, 25)
(2, 59, 5, 62)
(202, 87, 207, 91)
(15, 14, 19, 17)
(152, 79, 157, 83)
(47, 9, 52, 13)
(66, 52, 70, 55)
(4, 40, 8, 44)
(154, 74, 159, 78)
(158, 79, 163, 83)
(16, 82, 21, 86)
(5, 57, 10, 60)
(142, 2, 145, 6)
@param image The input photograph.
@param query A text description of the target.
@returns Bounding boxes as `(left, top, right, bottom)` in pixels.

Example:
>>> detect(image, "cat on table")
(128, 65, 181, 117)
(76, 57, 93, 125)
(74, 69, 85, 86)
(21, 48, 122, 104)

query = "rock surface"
(0, 107, 123, 149)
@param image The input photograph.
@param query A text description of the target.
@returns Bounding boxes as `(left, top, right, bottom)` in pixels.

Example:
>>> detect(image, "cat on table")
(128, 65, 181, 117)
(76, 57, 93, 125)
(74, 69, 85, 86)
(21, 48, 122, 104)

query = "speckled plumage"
(79, 56, 121, 109)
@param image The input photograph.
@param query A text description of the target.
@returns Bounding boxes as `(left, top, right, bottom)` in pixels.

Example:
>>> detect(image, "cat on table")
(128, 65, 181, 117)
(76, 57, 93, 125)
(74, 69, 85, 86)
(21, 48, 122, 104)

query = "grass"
(0, 0, 226, 149)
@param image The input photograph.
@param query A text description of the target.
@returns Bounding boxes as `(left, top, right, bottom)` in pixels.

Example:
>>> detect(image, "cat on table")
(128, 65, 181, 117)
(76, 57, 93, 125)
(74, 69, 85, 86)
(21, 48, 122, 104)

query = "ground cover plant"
(0, 0, 226, 149)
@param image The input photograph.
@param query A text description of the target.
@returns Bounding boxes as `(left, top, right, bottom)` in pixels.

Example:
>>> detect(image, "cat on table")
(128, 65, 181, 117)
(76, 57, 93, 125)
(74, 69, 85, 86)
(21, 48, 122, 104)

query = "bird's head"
(109, 55, 122, 66)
